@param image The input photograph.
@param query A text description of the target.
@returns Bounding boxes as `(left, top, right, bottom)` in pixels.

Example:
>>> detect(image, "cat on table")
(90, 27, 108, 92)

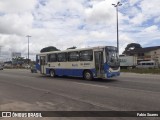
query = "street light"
(26, 35, 31, 64)
(112, 1, 122, 54)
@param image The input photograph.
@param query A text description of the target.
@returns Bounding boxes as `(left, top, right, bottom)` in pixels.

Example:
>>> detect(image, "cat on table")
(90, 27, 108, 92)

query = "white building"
(125, 46, 160, 65)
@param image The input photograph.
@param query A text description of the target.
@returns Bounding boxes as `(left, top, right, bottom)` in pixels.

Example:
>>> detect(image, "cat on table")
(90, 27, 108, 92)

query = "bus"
(36, 46, 120, 80)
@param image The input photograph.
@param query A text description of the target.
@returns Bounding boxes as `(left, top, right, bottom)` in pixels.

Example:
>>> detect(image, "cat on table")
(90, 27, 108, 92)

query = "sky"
(0, 0, 160, 61)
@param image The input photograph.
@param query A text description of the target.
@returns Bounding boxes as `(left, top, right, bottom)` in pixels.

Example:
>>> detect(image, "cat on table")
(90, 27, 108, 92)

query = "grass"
(121, 68, 160, 74)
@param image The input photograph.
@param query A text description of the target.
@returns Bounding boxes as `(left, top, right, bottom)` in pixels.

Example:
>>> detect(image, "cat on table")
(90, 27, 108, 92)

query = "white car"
(24, 64, 31, 69)
(136, 61, 158, 69)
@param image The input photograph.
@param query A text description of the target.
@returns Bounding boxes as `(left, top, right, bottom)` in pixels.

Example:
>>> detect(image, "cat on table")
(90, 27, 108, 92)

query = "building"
(124, 46, 160, 65)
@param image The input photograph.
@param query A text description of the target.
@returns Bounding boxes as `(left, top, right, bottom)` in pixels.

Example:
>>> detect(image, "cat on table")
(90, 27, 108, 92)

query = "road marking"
(0, 80, 118, 111)
(1, 72, 160, 94)
(74, 82, 109, 89)
(1, 78, 160, 112)
(75, 82, 160, 94)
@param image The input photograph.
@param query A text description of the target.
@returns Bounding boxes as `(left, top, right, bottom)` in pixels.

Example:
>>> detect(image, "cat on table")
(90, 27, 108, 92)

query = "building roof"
(125, 46, 160, 54)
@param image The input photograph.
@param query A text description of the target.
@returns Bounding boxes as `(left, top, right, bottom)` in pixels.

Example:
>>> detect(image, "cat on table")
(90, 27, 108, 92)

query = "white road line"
(74, 82, 109, 89)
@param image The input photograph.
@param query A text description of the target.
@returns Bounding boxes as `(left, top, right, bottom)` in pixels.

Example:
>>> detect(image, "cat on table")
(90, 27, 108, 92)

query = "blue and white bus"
(36, 46, 120, 80)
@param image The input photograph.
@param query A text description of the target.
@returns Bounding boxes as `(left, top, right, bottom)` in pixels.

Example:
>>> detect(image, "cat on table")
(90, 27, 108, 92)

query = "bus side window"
(57, 53, 67, 62)
(48, 53, 57, 62)
(68, 51, 79, 61)
(80, 50, 93, 61)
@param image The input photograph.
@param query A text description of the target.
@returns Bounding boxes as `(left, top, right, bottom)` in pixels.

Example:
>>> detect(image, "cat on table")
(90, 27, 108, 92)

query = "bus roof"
(37, 46, 116, 55)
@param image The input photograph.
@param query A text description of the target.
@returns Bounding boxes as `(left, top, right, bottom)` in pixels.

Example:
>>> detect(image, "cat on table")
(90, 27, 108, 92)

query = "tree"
(40, 46, 60, 53)
(67, 46, 77, 50)
(123, 43, 142, 54)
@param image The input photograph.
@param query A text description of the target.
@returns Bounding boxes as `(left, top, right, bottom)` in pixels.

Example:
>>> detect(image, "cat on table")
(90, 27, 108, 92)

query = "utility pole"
(26, 35, 31, 64)
(112, 1, 122, 54)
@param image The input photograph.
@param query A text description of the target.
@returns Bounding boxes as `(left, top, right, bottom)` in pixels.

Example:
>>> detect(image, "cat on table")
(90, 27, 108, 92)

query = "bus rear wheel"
(50, 70, 56, 77)
(84, 70, 93, 80)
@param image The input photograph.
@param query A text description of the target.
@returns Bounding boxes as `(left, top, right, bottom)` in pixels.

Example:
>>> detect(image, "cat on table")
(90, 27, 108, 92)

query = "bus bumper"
(106, 72, 120, 78)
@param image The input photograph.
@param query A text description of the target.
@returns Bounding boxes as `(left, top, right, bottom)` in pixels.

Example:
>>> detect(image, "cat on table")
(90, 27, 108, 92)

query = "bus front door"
(40, 56, 46, 74)
(94, 51, 104, 77)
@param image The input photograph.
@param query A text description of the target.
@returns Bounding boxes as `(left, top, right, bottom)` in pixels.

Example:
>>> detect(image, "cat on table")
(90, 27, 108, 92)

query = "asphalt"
(0, 69, 160, 120)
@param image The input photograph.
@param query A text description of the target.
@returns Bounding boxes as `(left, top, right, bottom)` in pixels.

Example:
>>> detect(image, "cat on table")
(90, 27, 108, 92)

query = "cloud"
(129, 0, 140, 6)
(144, 25, 158, 33)
(0, 0, 160, 60)
(129, 0, 160, 25)
(0, 0, 37, 13)
(85, 0, 117, 25)
(140, 0, 160, 17)
(154, 16, 160, 23)
(130, 13, 145, 25)
(0, 13, 33, 35)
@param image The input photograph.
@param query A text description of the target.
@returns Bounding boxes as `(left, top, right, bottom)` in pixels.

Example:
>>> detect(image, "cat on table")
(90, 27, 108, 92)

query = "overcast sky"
(0, 0, 160, 60)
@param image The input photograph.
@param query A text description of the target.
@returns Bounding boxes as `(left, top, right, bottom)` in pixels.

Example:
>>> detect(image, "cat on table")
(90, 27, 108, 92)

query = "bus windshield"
(105, 46, 120, 69)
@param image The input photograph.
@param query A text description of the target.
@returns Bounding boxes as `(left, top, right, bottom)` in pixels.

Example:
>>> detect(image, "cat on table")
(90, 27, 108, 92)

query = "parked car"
(136, 61, 158, 69)
(30, 65, 37, 73)
(24, 64, 31, 69)
(0, 65, 4, 70)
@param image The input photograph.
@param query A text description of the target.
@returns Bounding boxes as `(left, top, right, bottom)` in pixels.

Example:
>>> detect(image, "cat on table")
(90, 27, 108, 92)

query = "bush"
(121, 68, 160, 74)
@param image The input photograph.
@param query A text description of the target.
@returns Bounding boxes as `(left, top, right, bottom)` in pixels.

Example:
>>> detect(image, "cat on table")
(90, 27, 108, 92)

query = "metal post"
(26, 35, 31, 64)
(112, 2, 122, 54)
(116, 6, 119, 54)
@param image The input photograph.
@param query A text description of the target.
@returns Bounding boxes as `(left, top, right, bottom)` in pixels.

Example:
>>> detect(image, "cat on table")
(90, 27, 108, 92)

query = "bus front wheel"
(50, 70, 56, 77)
(84, 70, 93, 80)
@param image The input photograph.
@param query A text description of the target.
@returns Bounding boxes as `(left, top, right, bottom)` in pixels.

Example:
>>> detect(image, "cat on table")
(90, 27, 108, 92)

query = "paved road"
(0, 69, 160, 120)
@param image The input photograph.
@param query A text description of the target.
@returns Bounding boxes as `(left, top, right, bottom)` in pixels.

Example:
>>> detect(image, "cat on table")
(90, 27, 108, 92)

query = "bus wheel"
(84, 71, 93, 80)
(50, 70, 55, 77)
